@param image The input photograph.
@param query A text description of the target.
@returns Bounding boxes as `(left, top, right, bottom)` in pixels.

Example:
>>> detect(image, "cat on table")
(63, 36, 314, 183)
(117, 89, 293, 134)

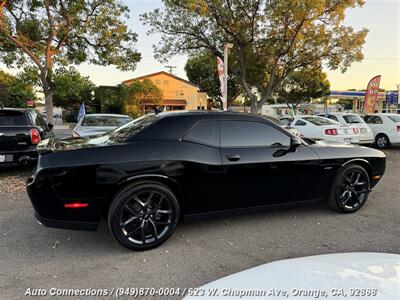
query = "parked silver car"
(72, 114, 132, 137)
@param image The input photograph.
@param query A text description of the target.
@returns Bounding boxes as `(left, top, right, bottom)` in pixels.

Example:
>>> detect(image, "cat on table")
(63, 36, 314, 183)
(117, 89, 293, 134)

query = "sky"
(2, 0, 400, 91)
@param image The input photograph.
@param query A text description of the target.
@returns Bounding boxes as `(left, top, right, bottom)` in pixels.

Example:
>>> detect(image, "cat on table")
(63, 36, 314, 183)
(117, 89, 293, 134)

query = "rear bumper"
(35, 212, 98, 231)
(0, 147, 37, 167)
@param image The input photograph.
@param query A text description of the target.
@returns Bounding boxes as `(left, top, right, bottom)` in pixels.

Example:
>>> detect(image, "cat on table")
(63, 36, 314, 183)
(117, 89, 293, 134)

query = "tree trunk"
(44, 90, 54, 125)
(250, 100, 259, 114)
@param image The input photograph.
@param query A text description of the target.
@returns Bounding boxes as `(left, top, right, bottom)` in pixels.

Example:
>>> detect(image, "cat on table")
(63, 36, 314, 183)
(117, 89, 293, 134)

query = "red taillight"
(64, 203, 89, 209)
(30, 129, 41, 145)
(397, 125, 400, 132)
(325, 128, 338, 135)
(353, 128, 359, 134)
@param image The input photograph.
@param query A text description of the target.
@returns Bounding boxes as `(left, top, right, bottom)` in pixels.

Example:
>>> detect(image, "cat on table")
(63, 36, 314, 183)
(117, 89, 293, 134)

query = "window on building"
(155, 79, 161, 85)
(220, 121, 290, 147)
(184, 121, 219, 147)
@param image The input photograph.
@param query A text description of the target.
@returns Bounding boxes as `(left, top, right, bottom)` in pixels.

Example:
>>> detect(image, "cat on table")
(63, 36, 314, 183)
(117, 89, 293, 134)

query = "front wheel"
(108, 181, 180, 250)
(328, 165, 370, 213)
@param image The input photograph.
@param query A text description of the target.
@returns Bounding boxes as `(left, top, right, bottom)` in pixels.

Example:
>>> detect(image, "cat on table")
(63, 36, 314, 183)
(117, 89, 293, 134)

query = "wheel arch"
(341, 159, 372, 182)
(104, 174, 185, 218)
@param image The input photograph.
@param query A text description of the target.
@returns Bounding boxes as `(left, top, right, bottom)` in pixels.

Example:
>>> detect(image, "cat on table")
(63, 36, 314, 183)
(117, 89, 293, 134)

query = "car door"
(363, 115, 383, 136)
(220, 120, 320, 211)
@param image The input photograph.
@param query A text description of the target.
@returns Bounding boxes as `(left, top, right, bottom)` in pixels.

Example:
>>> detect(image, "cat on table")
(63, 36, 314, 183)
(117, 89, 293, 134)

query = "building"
(261, 103, 341, 118)
(122, 71, 208, 113)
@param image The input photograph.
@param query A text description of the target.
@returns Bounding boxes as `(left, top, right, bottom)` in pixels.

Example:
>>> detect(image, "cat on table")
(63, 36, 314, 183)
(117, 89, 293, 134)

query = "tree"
(122, 79, 163, 117)
(0, 0, 141, 124)
(53, 67, 95, 111)
(276, 67, 330, 110)
(0, 69, 35, 107)
(185, 53, 241, 109)
(142, 0, 368, 114)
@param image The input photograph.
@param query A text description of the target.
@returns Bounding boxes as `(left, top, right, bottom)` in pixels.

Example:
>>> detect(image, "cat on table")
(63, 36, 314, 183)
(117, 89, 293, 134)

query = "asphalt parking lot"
(0, 140, 399, 299)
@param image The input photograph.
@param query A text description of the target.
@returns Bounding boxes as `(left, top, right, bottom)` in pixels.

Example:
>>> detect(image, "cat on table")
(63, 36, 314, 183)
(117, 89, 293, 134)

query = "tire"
(328, 164, 370, 213)
(108, 181, 180, 251)
(375, 134, 390, 149)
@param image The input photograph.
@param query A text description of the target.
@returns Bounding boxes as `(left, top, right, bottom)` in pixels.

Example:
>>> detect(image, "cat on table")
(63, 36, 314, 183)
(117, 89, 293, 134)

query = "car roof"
(155, 110, 266, 121)
(0, 107, 29, 112)
(83, 113, 131, 118)
(369, 113, 399, 116)
(322, 112, 359, 116)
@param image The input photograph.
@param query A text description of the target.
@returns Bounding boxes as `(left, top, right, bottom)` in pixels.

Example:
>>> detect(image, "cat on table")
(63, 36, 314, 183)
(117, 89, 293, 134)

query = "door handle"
(226, 154, 241, 161)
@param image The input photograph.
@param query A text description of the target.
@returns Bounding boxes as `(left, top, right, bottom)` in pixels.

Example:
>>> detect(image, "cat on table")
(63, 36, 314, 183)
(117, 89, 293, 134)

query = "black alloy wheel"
(375, 134, 390, 149)
(108, 181, 180, 250)
(328, 165, 370, 213)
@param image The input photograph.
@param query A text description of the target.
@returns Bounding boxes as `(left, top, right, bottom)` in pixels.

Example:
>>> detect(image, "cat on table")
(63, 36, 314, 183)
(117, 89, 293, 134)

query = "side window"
(279, 118, 292, 126)
(184, 121, 220, 147)
(295, 120, 306, 126)
(364, 116, 382, 124)
(220, 121, 290, 147)
(327, 115, 338, 121)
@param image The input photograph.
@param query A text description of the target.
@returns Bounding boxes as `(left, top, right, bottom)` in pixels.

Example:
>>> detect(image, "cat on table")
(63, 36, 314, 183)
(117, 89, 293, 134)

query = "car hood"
(184, 253, 400, 300)
(37, 135, 115, 154)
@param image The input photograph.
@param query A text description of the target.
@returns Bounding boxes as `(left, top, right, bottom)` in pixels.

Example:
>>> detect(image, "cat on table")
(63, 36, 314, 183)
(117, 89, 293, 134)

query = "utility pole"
(165, 65, 177, 74)
(223, 43, 233, 110)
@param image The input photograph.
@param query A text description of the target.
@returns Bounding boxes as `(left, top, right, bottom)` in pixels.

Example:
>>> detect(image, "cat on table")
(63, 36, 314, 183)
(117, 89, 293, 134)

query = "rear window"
(108, 114, 157, 141)
(343, 114, 363, 124)
(302, 116, 338, 126)
(0, 110, 27, 126)
(387, 115, 400, 123)
(81, 115, 131, 127)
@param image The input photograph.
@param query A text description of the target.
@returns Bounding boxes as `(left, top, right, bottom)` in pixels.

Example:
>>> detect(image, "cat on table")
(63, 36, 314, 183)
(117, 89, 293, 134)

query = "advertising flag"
(216, 56, 224, 105)
(77, 102, 86, 122)
(362, 75, 381, 114)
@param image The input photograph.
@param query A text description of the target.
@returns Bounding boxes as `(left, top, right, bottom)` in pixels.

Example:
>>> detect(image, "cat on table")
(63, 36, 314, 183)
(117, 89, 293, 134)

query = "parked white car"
(363, 113, 400, 148)
(184, 253, 400, 300)
(318, 112, 374, 145)
(72, 114, 132, 137)
(279, 115, 359, 144)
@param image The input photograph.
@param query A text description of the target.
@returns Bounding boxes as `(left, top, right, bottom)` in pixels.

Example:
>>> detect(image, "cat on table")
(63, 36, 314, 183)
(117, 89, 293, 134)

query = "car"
(318, 112, 374, 145)
(362, 113, 400, 148)
(27, 111, 385, 251)
(0, 108, 54, 167)
(183, 252, 400, 300)
(263, 115, 301, 137)
(72, 113, 132, 137)
(279, 115, 360, 144)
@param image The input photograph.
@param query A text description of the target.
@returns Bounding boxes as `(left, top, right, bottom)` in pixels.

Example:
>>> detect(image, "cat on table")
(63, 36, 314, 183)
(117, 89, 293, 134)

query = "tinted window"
(279, 118, 292, 126)
(343, 114, 362, 124)
(0, 110, 27, 126)
(295, 120, 306, 126)
(184, 121, 219, 147)
(327, 115, 338, 121)
(302, 116, 338, 126)
(387, 115, 400, 123)
(363, 116, 383, 124)
(221, 121, 290, 147)
(108, 114, 157, 141)
(82, 115, 131, 127)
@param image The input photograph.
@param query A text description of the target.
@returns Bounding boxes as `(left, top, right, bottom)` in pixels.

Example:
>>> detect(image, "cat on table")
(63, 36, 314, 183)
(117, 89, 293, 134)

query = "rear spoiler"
(37, 138, 57, 155)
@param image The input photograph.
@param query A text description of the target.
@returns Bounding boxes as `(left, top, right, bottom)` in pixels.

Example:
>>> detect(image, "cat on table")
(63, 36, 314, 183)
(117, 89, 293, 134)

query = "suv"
(0, 108, 54, 167)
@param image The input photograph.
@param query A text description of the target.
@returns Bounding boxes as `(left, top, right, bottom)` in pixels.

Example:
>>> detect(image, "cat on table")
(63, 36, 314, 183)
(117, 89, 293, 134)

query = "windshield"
(387, 115, 400, 123)
(343, 114, 363, 124)
(108, 114, 158, 141)
(81, 115, 131, 127)
(302, 116, 339, 126)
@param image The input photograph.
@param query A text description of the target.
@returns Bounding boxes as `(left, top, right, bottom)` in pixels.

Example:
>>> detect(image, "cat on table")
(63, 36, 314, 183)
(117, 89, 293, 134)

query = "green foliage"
(0, 70, 35, 107)
(0, 0, 141, 122)
(185, 53, 241, 108)
(121, 79, 163, 118)
(276, 68, 330, 106)
(142, 0, 368, 113)
(52, 67, 95, 110)
(95, 85, 125, 114)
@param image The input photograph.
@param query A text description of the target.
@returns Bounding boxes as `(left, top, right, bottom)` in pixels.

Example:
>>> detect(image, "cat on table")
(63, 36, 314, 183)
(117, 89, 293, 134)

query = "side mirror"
(290, 137, 302, 152)
(47, 123, 54, 130)
(69, 123, 76, 129)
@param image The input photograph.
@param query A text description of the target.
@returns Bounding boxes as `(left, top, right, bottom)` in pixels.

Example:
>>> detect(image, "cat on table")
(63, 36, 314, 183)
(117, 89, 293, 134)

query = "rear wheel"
(375, 134, 390, 149)
(328, 165, 370, 213)
(108, 181, 180, 250)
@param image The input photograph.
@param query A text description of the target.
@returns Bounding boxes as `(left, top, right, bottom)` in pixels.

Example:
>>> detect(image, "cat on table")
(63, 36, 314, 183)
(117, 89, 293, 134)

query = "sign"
(216, 56, 224, 105)
(385, 91, 398, 105)
(362, 75, 381, 114)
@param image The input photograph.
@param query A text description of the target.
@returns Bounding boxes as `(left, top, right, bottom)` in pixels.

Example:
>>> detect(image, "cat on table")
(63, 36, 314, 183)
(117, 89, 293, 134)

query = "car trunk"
(0, 110, 31, 151)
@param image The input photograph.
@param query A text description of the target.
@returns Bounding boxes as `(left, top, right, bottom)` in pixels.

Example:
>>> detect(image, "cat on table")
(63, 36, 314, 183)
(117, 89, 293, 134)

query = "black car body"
(27, 111, 385, 250)
(0, 108, 54, 167)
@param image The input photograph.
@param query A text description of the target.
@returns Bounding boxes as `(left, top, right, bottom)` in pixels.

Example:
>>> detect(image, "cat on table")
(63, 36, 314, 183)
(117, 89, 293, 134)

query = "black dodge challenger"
(27, 111, 386, 250)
